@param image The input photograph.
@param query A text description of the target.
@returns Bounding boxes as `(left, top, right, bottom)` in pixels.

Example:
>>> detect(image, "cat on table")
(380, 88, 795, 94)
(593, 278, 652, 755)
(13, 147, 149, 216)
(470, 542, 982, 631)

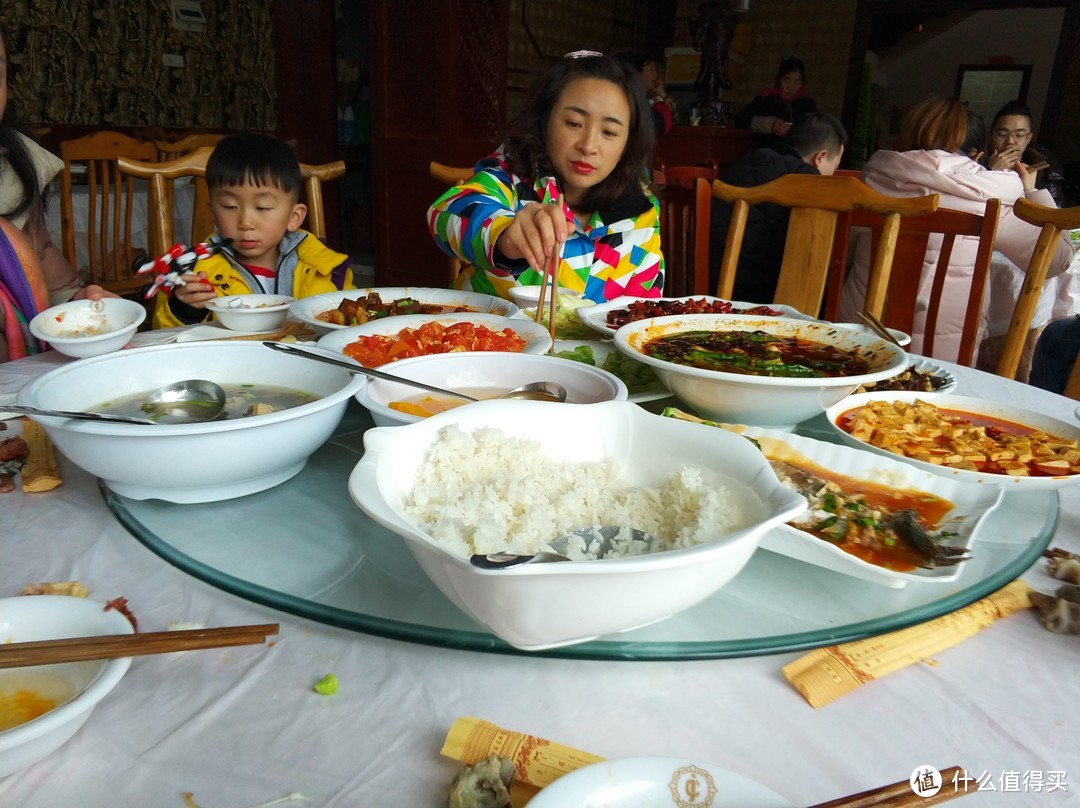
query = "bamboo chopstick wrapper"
(442, 716, 603, 788)
(784, 580, 1032, 708)
(21, 418, 62, 492)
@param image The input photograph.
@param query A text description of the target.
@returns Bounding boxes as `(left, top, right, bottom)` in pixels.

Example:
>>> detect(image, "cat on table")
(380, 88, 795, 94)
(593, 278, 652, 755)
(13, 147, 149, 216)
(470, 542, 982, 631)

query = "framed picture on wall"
(956, 64, 1032, 127)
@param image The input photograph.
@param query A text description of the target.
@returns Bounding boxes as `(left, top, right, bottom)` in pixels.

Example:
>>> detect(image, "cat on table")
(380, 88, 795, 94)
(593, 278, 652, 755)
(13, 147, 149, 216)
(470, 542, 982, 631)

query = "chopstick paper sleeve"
(784, 580, 1032, 709)
(21, 418, 62, 492)
(442, 716, 603, 788)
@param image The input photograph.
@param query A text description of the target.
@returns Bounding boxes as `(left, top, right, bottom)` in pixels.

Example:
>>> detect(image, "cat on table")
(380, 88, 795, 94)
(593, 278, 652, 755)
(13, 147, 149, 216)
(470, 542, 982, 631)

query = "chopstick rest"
(784, 580, 1032, 708)
(0, 623, 280, 668)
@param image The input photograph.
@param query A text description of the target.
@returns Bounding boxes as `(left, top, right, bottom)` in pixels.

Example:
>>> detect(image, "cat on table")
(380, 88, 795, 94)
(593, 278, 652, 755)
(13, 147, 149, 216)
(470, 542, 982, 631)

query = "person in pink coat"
(838, 98, 1072, 365)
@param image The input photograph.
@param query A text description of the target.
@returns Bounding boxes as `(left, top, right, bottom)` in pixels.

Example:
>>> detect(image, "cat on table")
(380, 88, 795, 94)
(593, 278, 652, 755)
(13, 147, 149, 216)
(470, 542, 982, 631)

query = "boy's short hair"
(206, 133, 302, 199)
(787, 112, 847, 160)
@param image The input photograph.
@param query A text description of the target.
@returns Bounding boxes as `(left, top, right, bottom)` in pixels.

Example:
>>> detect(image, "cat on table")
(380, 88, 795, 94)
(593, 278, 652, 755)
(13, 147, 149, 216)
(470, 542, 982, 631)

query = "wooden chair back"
(842, 200, 1001, 365)
(153, 133, 226, 161)
(663, 161, 720, 183)
(429, 161, 475, 284)
(711, 174, 939, 316)
(117, 149, 345, 256)
(658, 177, 711, 296)
(58, 131, 159, 295)
(997, 197, 1080, 380)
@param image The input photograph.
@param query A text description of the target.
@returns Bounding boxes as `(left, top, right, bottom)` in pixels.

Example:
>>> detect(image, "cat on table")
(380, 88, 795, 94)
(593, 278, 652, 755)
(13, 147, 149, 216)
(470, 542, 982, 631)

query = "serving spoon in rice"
(470, 526, 655, 569)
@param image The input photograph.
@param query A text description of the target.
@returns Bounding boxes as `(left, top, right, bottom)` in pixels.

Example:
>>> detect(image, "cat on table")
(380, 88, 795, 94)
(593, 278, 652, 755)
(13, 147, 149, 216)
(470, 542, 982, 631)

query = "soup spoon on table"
(262, 342, 567, 403)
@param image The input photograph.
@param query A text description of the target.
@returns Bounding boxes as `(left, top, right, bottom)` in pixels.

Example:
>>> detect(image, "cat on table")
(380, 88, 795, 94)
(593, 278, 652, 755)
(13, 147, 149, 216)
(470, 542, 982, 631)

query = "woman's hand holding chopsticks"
(495, 198, 569, 276)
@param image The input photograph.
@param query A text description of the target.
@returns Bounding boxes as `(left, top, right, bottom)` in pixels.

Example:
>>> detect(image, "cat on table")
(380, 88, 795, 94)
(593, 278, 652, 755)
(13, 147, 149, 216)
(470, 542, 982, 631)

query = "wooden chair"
(711, 174, 939, 317)
(663, 161, 720, 183)
(839, 200, 1001, 366)
(117, 149, 345, 257)
(429, 161, 475, 284)
(996, 197, 1080, 380)
(58, 131, 159, 295)
(658, 177, 711, 296)
(153, 133, 225, 161)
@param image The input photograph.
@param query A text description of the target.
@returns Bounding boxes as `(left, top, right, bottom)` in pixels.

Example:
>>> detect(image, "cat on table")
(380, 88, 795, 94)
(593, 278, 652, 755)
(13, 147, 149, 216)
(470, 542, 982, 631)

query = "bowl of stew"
(613, 314, 907, 428)
(15, 341, 363, 502)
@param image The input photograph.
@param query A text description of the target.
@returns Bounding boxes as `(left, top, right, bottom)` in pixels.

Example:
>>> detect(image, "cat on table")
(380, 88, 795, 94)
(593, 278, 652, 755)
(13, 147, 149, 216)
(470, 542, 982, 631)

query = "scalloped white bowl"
(348, 399, 806, 650)
(0, 596, 134, 778)
(613, 314, 907, 428)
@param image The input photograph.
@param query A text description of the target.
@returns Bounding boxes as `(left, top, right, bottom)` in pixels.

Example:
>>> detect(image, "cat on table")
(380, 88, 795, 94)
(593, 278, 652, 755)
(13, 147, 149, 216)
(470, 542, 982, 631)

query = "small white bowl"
(29, 298, 146, 359)
(316, 312, 553, 364)
(831, 322, 912, 347)
(357, 351, 628, 426)
(203, 294, 295, 332)
(507, 284, 582, 310)
(613, 314, 907, 428)
(349, 399, 806, 650)
(0, 595, 134, 778)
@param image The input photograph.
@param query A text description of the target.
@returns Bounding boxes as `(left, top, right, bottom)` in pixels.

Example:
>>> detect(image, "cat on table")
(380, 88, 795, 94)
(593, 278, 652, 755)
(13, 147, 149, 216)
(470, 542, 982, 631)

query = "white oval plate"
(528, 757, 794, 808)
(552, 339, 670, 403)
(577, 295, 816, 336)
(826, 391, 1080, 489)
(290, 287, 518, 332)
(315, 312, 552, 365)
(729, 426, 1004, 587)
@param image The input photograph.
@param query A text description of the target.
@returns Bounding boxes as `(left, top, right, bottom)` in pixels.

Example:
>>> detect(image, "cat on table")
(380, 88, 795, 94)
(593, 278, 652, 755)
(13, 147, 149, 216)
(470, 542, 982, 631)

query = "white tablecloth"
(44, 178, 197, 272)
(1, 353, 1078, 807)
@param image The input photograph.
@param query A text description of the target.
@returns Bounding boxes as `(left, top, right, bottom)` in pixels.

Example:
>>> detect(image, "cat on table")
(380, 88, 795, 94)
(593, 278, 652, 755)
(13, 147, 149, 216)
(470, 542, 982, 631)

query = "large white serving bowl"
(29, 298, 146, 359)
(613, 314, 907, 428)
(0, 595, 134, 778)
(290, 287, 519, 333)
(349, 399, 807, 651)
(357, 351, 628, 426)
(15, 341, 363, 502)
(316, 312, 553, 363)
(203, 294, 294, 331)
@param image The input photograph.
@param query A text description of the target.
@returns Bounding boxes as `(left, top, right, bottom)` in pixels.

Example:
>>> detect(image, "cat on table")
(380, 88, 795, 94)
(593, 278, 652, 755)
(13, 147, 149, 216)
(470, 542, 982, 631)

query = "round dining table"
(1, 347, 1078, 807)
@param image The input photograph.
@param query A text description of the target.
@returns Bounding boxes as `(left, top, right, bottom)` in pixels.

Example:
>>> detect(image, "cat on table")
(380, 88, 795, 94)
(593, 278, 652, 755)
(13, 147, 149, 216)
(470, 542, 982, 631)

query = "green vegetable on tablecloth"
(314, 673, 339, 695)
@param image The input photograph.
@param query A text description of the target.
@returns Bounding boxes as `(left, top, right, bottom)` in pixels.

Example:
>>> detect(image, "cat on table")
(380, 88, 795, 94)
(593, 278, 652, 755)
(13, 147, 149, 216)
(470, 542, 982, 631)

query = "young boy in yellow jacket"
(153, 133, 353, 329)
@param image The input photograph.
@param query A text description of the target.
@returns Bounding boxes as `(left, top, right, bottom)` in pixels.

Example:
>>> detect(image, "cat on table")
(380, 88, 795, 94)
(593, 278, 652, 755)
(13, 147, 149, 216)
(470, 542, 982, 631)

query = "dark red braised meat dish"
(605, 298, 784, 329)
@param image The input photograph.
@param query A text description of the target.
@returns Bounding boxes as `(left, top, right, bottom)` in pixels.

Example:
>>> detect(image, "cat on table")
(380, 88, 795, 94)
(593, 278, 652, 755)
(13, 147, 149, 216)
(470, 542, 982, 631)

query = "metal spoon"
(263, 342, 567, 403)
(142, 379, 227, 423)
(470, 526, 654, 570)
(2, 404, 157, 426)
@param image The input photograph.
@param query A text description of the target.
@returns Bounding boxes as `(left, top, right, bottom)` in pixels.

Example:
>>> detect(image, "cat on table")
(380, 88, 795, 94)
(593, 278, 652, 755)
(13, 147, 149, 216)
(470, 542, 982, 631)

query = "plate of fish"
(551, 340, 670, 403)
(668, 411, 1004, 587)
(576, 295, 816, 336)
(827, 392, 1080, 489)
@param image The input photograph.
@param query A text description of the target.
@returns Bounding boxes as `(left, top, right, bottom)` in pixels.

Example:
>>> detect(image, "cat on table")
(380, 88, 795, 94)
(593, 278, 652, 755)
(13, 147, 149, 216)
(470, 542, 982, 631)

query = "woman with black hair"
(428, 51, 663, 302)
(734, 56, 817, 151)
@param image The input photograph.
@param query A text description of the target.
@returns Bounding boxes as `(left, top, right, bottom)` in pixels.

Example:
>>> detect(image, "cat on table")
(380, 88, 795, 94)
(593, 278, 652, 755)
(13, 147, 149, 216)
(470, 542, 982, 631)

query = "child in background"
(153, 133, 353, 328)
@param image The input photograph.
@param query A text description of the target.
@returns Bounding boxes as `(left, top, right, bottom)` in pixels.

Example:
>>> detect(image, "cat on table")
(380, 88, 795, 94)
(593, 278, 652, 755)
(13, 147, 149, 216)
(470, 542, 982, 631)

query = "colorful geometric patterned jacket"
(427, 147, 664, 302)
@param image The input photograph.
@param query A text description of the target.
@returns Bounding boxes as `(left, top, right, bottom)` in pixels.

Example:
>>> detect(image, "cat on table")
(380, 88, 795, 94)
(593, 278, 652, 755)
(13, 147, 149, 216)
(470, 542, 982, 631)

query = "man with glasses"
(986, 100, 1065, 206)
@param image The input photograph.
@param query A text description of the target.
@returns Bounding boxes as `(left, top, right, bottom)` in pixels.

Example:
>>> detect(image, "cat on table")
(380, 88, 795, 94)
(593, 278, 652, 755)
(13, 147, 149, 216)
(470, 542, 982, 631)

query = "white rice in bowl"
(402, 425, 755, 558)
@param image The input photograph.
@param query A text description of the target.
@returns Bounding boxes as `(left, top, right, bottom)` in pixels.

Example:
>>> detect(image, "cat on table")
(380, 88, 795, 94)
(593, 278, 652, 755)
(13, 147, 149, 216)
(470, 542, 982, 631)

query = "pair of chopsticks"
(533, 242, 561, 347)
(1027, 160, 1050, 172)
(808, 766, 968, 807)
(0, 623, 279, 668)
(858, 311, 904, 348)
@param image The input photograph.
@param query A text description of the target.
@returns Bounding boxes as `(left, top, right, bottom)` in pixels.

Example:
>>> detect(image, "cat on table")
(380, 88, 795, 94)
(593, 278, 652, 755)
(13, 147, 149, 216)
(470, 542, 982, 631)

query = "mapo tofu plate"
(725, 426, 1005, 587)
(827, 392, 1080, 490)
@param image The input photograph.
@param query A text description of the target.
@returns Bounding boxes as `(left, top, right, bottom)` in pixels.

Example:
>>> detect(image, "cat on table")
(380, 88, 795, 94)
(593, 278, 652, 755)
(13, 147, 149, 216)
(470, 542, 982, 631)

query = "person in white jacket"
(838, 97, 1072, 365)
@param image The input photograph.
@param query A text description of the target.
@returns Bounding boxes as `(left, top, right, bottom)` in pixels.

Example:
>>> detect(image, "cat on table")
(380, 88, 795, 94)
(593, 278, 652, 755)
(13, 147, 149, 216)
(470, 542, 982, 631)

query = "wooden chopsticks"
(0, 623, 280, 668)
(808, 766, 968, 807)
(1027, 160, 1050, 172)
(858, 310, 903, 347)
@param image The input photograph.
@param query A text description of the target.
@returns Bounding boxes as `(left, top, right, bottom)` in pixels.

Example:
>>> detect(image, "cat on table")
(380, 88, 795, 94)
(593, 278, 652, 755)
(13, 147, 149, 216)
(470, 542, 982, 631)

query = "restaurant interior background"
(2, 0, 1078, 289)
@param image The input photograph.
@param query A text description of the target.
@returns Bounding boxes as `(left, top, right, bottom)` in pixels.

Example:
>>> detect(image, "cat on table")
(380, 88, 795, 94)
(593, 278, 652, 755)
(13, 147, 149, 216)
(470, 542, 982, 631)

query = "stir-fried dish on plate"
(317, 292, 475, 326)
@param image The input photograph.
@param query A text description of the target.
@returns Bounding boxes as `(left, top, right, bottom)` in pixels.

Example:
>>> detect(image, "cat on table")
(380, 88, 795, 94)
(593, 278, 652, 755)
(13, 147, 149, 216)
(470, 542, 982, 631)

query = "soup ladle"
(2, 404, 158, 426)
(6, 379, 227, 426)
(263, 342, 567, 403)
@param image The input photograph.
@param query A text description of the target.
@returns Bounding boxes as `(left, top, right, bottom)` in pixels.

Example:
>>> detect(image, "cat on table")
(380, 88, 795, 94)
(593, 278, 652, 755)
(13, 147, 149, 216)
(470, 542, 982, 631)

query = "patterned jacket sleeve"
(427, 152, 522, 275)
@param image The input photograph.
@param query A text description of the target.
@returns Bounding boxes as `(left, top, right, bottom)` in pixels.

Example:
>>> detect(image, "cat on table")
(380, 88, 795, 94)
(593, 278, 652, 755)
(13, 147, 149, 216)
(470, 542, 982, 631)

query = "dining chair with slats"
(429, 161, 475, 285)
(711, 174, 939, 317)
(658, 177, 711, 296)
(840, 199, 1001, 366)
(58, 131, 160, 295)
(995, 197, 1080, 381)
(117, 148, 346, 257)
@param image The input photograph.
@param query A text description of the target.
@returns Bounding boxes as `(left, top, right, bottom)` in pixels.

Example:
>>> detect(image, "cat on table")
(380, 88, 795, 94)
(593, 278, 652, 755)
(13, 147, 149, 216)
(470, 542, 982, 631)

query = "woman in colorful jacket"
(838, 97, 1072, 365)
(427, 52, 664, 303)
